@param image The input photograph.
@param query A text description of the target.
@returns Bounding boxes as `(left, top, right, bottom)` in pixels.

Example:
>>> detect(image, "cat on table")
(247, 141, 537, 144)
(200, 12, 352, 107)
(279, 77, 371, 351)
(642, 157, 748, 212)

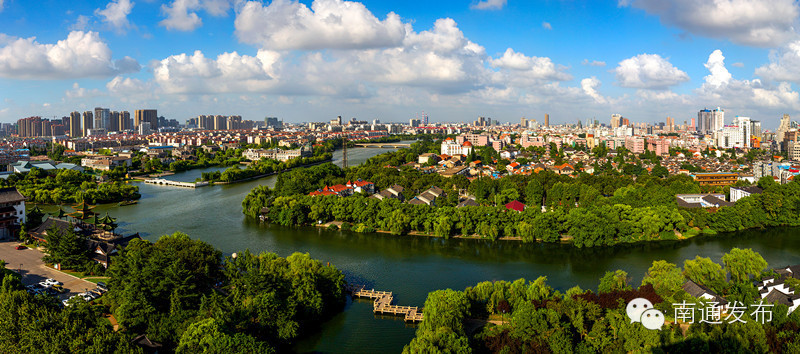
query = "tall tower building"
(712, 107, 725, 132)
(94, 107, 110, 129)
(611, 114, 621, 129)
(751, 120, 762, 140)
(698, 109, 711, 133)
(82, 111, 94, 136)
(777, 114, 791, 142)
(520, 117, 527, 127)
(69, 111, 81, 137)
(135, 109, 158, 130)
(544, 113, 549, 128)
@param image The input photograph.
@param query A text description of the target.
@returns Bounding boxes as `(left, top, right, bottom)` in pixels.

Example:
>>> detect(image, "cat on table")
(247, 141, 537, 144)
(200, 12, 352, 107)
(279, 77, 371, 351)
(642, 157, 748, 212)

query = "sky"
(2, 0, 800, 129)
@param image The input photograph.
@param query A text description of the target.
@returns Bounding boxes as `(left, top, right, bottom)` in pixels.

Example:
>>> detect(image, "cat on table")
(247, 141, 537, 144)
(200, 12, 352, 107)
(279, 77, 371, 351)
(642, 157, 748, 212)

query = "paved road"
(0, 241, 97, 300)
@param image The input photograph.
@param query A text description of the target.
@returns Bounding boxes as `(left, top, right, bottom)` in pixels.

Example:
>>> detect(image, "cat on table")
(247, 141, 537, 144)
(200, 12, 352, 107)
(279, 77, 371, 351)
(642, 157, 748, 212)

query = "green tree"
(722, 248, 768, 283)
(683, 256, 727, 293)
(598, 270, 631, 293)
(641, 260, 685, 299)
(420, 289, 470, 335)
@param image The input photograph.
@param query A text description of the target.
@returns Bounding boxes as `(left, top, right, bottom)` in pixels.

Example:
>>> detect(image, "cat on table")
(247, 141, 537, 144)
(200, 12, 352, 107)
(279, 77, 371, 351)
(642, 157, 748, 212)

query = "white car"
(38, 281, 52, 289)
(44, 278, 62, 286)
(80, 292, 95, 301)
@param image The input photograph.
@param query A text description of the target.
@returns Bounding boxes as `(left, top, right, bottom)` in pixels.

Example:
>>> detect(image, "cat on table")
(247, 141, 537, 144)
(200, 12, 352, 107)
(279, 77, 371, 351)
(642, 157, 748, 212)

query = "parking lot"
(0, 240, 98, 301)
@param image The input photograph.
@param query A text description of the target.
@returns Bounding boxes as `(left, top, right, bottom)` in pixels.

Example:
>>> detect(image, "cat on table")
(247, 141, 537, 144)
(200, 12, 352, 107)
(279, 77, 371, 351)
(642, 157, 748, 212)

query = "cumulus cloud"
(152, 50, 280, 93)
(755, 41, 800, 82)
(614, 53, 689, 89)
(160, 0, 232, 31)
(0, 31, 141, 79)
(489, 48, 571, 82)
(620, 0, 800, 47)
(65, 82, 102, 99)
(95, 0, 134, 33)
(471, 0, 506, 10)
(234, 0, 406, 50)
(581, 77, 607, 104)
(698, 49, 800, 109)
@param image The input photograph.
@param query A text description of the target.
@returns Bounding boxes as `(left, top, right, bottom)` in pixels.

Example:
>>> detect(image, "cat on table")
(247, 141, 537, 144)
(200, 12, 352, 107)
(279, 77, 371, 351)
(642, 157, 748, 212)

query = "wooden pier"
(143, 178, 209, 188)
(349, 285, 424, 323)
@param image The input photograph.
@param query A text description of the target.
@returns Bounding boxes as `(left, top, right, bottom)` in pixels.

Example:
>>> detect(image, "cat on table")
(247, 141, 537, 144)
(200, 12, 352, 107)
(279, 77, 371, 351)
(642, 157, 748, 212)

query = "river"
(40, 143, 800, 353)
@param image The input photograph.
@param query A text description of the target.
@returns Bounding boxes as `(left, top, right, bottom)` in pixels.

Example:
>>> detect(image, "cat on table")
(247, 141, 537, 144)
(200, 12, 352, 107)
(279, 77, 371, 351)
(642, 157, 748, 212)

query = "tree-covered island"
(243, 138, 800, 247)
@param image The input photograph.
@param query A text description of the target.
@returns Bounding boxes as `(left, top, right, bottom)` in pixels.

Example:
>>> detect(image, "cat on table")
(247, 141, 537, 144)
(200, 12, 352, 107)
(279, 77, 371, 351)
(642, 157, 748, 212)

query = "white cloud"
(489, 48, 571, 82)
(0, 0, 4, 12)
(702, 50, 731, 88)
(65, 82, 102, 99)
(542, 22, 552, 30)
(152, 50, 280, 93)
(755, 40, 800, 82)
(95, 0, 134, 33)
(698, 49, 800, 109)
(160, 0, 203, 31)
(731, 62, 744, 68)
(159, 0, 231, 31)
(620, 0, 800, 47)
(581, 77, 607, 104)
(0, 31, 141, 79)
(582, 59, 606, 67)
(471, 0, 506, 11)
(234, 0, 406, 50)
(613, 53, 689, 89)
(70, 15, 91, 31)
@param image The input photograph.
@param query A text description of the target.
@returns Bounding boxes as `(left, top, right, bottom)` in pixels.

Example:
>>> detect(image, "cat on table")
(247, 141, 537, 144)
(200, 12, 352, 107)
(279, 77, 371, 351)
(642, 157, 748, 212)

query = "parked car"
(89, 289, 104, 297)
(43, 278, 62, 286)
(50, 285, 67, 294)
(15, 245, 26, 250)
(80, 292, 96, 301)
(96, 282, 108, 290)
(93, 287, 107, 294)
(38, 281, 52, 289)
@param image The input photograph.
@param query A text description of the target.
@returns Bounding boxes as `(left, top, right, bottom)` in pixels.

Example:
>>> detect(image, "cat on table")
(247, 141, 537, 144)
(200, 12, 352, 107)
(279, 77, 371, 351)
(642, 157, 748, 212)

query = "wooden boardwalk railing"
(348, 284, 423, 323)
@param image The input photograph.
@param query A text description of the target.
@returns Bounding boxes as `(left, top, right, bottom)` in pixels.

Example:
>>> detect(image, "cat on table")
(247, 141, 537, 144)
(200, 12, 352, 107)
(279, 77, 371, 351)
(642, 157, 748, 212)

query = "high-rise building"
(697, 107, 724, 133)
(611, 114, 622, 129)
(134, 109, 158, 130)
(69, 111, 81, 137)
(520, 117, 527, 127)
(108, 111, 120, 132)
(82, 111, 94, 135)
(751, 120, 762, 140)
(409, 118, 421, 127)
(777, 114, 791, 142)
(544, 114, 549, 128)
(94, 107, 110, 129)
(713, 107, 725, 132)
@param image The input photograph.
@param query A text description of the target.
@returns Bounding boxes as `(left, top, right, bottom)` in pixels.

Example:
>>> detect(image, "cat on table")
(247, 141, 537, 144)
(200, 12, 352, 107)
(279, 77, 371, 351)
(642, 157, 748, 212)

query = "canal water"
(44, 145, 800, 353)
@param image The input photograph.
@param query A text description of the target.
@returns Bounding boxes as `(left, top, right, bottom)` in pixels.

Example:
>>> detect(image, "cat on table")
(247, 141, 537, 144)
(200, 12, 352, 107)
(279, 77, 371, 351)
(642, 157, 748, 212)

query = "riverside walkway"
(143, 178, 209, 188)
(348, 284, 424, 323)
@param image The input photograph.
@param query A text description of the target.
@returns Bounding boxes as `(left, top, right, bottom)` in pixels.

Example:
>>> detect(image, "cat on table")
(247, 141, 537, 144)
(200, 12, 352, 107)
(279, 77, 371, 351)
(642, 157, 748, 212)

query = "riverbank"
(315, 220, 710, 245)
(211, 158, 333, 185)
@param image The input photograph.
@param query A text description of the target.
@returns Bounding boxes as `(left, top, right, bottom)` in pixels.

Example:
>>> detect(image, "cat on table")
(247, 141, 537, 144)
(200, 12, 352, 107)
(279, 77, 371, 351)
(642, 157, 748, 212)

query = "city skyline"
(3, 1, 800, 128)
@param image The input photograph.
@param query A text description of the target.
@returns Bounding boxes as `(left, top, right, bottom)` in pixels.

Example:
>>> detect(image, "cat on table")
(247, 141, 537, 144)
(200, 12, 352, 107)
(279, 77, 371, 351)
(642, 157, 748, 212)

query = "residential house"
(730, 186, 763, 203)
(676, 194, 734, 209)
(0, 187, 25, 239)
(371, 185, 405, 202)
(408, 186, 444, 206)
(682, 280, 728, 308)
(505, 200, 525, 212)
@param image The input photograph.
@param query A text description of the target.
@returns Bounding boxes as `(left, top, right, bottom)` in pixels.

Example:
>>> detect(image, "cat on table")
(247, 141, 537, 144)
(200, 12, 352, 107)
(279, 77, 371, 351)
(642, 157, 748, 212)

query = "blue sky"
(2, 0, 800, 128)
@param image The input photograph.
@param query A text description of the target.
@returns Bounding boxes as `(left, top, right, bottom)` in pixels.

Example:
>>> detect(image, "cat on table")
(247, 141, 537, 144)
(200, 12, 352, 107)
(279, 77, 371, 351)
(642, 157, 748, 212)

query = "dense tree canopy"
(106, 232, 346, 351)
